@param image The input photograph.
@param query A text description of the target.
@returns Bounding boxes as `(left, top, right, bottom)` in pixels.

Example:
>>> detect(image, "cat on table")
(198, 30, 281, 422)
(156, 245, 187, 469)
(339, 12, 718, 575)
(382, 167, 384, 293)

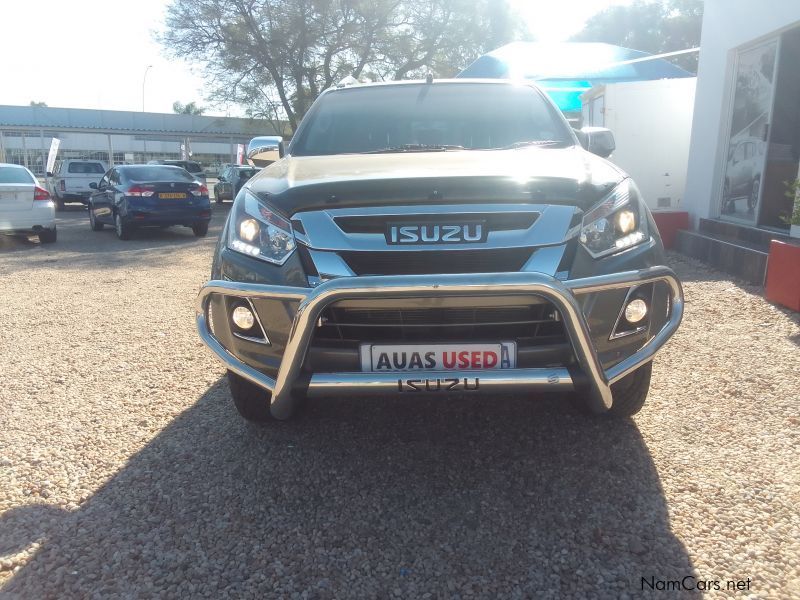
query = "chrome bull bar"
(196, 267, 684, 419)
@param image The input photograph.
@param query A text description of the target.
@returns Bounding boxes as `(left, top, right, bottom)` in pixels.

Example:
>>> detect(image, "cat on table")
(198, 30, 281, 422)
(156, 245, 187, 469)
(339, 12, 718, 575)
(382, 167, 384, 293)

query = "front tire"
(192, 222, 209, 237)
(89, 207, 103, 231)
(115, 213, 133, 240)
(38, 227, 57, 244)
(608, 361, 653, 417)
(227, 371, 274, 422)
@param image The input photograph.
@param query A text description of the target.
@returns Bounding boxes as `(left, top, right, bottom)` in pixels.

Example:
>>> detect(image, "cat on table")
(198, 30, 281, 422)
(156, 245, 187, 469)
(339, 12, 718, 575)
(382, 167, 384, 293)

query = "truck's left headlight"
(579, 179, 649, 258)
(228, 189, 296, 264)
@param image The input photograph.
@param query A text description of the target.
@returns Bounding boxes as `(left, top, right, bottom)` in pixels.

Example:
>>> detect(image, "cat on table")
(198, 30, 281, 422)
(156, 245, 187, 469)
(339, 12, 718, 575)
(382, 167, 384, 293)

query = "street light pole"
(142, 65, 153, 112)
(142, 65, 153, 162)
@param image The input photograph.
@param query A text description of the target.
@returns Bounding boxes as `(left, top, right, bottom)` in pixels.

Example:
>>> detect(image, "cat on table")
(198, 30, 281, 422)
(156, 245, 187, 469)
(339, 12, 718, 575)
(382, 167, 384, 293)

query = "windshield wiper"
(493, 140, 568, 150)
(363, 144, 466, 154)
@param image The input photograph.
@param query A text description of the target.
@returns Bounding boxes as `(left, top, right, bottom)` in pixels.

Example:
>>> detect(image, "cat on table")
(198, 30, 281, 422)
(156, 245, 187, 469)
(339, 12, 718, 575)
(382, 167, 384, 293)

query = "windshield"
(68, 162, 105, 174)
(121, 166, 197, 182)
(291, 83, 572, 156)
(0, 166, 35, 184)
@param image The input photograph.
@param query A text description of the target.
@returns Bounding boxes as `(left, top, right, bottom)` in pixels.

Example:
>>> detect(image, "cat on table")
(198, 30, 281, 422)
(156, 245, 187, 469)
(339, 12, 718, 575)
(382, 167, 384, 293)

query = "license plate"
(360, 342, 516, 371)
(159, 192, 186, 199)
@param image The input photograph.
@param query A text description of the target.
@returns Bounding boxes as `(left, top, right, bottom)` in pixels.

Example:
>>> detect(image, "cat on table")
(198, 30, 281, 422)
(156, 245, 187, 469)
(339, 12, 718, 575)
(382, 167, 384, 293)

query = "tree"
(173, 101, 206, 115)
(571, 0, 703, 72)
(29, 101, 48, 108)
(160, 0, 517, 131)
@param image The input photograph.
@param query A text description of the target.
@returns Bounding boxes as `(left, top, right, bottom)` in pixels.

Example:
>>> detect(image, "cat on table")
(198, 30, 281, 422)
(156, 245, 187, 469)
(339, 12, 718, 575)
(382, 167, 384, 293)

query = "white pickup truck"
(47, 159, 108, 210)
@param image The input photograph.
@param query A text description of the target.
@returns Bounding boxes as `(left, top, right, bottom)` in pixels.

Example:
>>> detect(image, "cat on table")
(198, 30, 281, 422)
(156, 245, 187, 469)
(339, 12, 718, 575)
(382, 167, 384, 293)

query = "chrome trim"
(305, 368, 574, 397)
(607, 284, 649, 341)
(292, 204, 577, 252)
(196, 266, 683, 419)
(608, 325, 647, 341)
(307, 248, 356, 279)
(521, 244, 567, 275)
(231, 297, 271, 345)
(247, 145, 279, 159)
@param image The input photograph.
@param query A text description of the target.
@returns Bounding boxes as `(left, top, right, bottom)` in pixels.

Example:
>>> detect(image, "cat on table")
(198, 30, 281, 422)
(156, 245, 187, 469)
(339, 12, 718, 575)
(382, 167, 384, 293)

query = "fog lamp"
(616, 209, 636, 235)
(239, 218, 260, 242)
(624, 298, 648, 324)
(232, 305, 256, 330)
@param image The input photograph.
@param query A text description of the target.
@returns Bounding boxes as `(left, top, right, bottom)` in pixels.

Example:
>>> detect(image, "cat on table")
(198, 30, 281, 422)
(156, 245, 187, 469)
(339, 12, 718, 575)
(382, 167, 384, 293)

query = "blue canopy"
(458, 42, 693, 112)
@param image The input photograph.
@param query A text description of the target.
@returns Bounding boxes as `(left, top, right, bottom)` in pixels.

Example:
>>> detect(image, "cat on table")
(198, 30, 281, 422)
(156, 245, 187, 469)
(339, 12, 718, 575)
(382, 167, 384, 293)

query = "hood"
(247, 146, 626, 217)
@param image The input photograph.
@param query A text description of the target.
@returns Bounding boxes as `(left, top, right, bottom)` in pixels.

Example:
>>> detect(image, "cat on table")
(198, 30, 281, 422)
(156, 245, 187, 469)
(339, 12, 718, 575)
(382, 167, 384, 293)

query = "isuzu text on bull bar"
(196, 79, 683, 421)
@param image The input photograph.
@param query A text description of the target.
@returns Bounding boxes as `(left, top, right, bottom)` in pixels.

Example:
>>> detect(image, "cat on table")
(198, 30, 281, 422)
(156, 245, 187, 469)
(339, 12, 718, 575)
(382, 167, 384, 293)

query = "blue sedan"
(88, 165, 211, 240)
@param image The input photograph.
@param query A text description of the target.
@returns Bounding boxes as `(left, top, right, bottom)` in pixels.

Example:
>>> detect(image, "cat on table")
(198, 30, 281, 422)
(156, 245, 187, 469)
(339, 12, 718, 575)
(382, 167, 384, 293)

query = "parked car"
(47, 159, 108, 210)
(195, 79, 684, 423)
(213, 165, 260, 203)
(88, 165, 211, 240)
(147, 160, 207, 186)
(0, 163, 56, 243)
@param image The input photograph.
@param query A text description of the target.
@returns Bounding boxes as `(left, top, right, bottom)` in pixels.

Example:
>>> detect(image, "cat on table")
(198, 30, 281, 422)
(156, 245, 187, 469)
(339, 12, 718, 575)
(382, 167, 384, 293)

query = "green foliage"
(571, 0, 704, 72)
(172, 101, 205, 115)
(782, 179, 800, 226)
(160, 0, 520, 131)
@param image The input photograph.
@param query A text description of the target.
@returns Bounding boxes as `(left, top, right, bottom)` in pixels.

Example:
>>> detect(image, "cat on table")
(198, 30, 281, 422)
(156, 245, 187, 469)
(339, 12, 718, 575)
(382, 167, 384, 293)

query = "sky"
(0, 0, 633, 117)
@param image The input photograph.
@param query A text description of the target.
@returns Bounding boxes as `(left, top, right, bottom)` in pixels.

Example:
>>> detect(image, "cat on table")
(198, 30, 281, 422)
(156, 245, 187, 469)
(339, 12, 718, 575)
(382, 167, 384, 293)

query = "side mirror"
(578, 127, 615, 158)
(278, 140, 286, 158)
(89, 182, 98, 189)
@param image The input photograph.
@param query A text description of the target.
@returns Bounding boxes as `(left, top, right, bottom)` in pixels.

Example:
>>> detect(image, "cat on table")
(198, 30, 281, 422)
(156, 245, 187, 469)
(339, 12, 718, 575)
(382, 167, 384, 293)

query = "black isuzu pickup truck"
(196, 79, 683, 421)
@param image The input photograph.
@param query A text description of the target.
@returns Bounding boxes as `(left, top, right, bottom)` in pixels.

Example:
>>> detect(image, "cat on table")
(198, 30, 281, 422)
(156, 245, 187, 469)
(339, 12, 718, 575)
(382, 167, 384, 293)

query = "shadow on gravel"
(0, 383, 696, 598)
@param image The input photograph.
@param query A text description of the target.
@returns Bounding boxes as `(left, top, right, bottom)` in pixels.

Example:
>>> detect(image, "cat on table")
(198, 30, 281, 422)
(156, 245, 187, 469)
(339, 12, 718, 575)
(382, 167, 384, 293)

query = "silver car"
(0, 163, 57, 243)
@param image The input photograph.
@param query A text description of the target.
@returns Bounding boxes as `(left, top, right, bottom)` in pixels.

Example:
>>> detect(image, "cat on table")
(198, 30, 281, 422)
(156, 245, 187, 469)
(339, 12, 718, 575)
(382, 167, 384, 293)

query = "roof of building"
(0, 105, 285, 137)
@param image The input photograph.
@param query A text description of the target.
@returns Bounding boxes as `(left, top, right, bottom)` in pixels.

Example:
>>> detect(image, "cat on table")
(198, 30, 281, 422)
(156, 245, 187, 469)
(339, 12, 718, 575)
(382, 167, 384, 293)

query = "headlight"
(228, 190, 296, 264)
(579, 179, 649, 258)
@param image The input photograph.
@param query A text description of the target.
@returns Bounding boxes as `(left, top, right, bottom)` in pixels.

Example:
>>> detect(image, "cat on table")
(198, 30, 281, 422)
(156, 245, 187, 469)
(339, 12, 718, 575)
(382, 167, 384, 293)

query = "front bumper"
(196, 266, 683, 419)
(124, 209, 211, 227)
(0, 202, 56, 234)
(57, 192, 91, 201)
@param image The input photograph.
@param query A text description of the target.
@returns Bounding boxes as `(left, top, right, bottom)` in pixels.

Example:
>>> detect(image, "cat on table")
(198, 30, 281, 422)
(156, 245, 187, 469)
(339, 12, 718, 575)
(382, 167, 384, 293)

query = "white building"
(0, 105, 286, 175)
(679, 0, 800, 284)
(582, 77, 697, 211)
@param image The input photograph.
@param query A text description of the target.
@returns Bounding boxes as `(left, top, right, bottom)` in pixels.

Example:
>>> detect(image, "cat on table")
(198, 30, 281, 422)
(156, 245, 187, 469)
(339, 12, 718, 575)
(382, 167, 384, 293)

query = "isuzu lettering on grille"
(387, 223, 484, 244)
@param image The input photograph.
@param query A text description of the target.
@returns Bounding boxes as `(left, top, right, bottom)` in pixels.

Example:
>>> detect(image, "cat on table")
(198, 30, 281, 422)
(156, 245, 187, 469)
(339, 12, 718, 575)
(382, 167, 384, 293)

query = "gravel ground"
(0, 206, 798, 599)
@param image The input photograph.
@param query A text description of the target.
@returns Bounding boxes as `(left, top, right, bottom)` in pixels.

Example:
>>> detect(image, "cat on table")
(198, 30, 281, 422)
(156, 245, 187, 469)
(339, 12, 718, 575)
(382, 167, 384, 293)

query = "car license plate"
(159, 192, 186, 199)
(360, 342, 516, 371)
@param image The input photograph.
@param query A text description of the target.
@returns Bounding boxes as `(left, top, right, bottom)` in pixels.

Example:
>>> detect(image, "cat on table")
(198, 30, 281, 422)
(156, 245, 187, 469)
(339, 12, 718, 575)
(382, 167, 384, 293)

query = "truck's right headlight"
(228, 189, 296, 264)
(579, 179, 648, 258)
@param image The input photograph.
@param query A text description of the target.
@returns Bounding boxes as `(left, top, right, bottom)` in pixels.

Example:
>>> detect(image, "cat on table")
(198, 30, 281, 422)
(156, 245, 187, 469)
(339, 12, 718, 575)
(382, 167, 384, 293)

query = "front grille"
(334, 212, 539, 234)
(340, 248, 533, 275)
(316, 302, 566, 343)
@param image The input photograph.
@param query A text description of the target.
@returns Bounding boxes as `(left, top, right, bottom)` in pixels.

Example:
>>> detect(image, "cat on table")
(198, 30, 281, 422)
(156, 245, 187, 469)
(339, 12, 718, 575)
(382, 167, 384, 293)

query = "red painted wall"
(652, 211, 689, 250)
(765, 240, 800, 312)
